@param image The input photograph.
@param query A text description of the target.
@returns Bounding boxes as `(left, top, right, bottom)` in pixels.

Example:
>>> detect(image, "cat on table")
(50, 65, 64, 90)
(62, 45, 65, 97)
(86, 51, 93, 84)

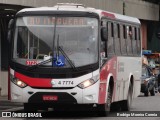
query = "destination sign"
(27, 17, 86, 26)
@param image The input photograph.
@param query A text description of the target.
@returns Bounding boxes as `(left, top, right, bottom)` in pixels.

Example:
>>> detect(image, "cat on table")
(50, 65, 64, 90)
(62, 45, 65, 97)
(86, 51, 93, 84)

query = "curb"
(0, 96, 8, 101)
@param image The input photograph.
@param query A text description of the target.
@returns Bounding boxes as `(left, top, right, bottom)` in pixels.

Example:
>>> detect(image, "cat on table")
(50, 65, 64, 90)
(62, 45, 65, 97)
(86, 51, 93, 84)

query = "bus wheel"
(24, 103, 37, 112)
(120, 83, 133, 111)
(110, 102, 121, 111)
(98, 86, 112, 116)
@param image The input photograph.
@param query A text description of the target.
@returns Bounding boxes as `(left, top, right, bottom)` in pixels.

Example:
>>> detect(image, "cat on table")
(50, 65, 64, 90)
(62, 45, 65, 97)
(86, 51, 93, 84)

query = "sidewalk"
(0, 95, 23, 111)
(0, 95, 23, 105)
(0, 96, 23, 105)
(0, 96, 8, 101)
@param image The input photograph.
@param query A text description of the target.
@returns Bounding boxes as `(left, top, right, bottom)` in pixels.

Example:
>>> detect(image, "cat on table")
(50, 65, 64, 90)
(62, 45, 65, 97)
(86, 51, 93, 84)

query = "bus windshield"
(13, 16, 98, 68)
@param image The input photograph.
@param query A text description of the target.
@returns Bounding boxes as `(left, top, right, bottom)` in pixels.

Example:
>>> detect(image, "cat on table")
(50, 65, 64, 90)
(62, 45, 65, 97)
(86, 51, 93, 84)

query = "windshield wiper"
(57, 35, 77, 71)
(52, 17, 57, 67)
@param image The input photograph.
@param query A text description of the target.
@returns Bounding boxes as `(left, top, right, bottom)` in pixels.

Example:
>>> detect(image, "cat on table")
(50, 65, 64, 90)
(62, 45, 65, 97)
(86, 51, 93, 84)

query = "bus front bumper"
(10, 80, 100, 104)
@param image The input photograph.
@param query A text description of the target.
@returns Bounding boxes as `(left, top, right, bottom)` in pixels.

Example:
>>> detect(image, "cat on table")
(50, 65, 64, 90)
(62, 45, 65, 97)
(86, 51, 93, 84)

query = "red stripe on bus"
(101, 11, 115, 19)
(15, 72, 52, 88)
(99, 57, 117, 104)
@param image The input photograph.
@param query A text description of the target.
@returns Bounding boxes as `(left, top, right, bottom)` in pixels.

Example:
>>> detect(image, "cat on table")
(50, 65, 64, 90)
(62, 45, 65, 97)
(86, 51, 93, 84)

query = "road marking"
(0, 106, 16, 109)
(2, 107, 23, 112)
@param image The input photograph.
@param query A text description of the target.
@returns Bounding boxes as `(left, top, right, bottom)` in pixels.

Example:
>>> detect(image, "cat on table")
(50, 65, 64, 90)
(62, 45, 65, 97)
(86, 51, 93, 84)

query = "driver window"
(16, 26, 52, 60)
(107, 21, 115, 55)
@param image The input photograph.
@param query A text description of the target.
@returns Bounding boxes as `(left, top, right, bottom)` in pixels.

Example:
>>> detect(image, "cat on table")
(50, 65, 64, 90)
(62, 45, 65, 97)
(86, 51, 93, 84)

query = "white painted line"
(0, 106, 16, 108)
(3, 107, 23, 112)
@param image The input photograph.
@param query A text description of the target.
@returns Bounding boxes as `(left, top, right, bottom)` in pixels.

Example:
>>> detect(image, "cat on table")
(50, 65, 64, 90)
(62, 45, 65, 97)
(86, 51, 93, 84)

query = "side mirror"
(8, 19, 14, 29)
(101, 27, 107, 41)
(8, 19, 14, 43)
(8, 19, 14, 61)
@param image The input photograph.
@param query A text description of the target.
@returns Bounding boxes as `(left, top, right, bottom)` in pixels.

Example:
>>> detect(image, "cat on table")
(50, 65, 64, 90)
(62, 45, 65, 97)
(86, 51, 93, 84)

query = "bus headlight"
(78, 79, 98, 89)
(10, 75, 27, 88)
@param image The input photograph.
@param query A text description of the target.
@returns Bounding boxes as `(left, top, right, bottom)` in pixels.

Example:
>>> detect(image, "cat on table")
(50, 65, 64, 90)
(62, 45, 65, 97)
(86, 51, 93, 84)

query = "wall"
(0, 0, 158, 20)
(147, 21, 160, 52)
(141, 20, 148, 50)
(0, 72, 8, 96)
(124, 0, 159, 21)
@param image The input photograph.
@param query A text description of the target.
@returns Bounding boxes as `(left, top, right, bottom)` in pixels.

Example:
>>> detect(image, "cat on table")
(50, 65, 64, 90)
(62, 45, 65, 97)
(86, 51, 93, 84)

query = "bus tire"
(98, 86, 112, 116)
(110, 102, 121, 112)
(120, 83, 133, 111)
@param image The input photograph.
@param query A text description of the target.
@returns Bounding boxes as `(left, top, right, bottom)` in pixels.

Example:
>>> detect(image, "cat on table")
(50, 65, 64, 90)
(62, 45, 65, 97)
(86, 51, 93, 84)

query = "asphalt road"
(1, 93, 160, 120)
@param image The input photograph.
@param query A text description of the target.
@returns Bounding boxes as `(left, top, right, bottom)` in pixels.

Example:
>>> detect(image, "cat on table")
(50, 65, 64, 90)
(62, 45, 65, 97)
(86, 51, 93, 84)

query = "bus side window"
(123, 25, 127, 39)
(121, 25, 127, 55)
(126, 26, 133, 55)
(137, 27, 141, 55)
(107, 22, 115, 55)
(100, 20, 107, 55)
(132, 26, 138, 55)
(111, 22, 114, 38)
(117, 24, 120, 38)
(135, 27, 137, 40)
(114, 23, 121, 55)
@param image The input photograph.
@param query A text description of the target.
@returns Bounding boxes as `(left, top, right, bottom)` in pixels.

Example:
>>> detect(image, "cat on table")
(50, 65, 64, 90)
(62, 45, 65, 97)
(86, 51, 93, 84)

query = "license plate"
(43, 95, 58, 101)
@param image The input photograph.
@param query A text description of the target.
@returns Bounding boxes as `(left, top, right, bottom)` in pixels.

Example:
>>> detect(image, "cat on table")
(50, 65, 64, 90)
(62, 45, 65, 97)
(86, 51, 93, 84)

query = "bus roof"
(18, 3, 140, 24)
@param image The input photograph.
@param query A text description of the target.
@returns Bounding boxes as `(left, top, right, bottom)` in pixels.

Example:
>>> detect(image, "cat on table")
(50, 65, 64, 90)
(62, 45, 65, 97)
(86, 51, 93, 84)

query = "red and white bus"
(8, 3, 141, 115)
